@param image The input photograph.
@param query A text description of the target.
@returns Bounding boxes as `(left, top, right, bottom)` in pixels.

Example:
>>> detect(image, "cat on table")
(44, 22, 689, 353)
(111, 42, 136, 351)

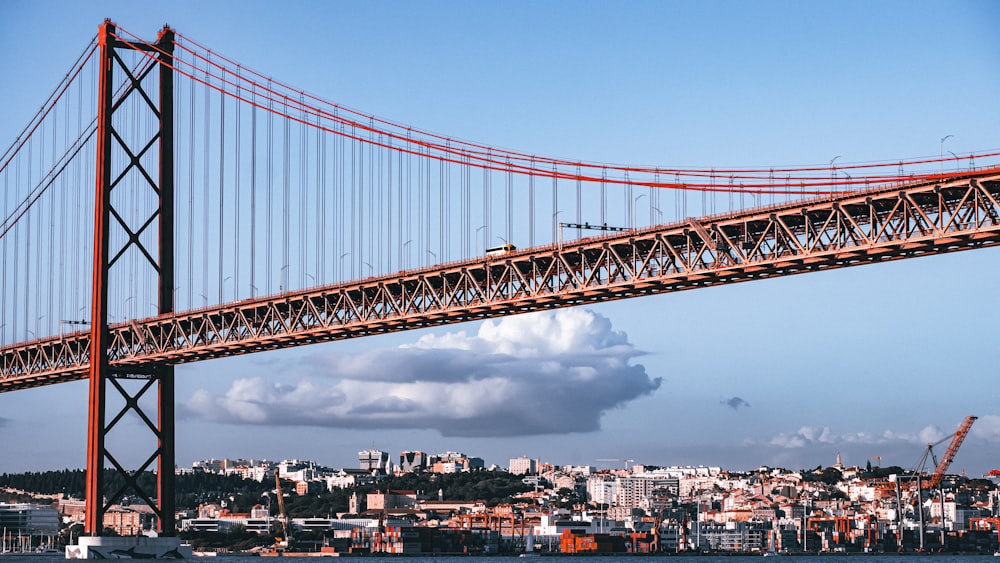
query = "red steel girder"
(1, 172, 999, 393)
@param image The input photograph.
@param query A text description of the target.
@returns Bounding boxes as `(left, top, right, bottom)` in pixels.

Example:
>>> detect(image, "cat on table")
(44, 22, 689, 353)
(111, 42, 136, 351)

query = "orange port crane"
(918, 416, 977, 489)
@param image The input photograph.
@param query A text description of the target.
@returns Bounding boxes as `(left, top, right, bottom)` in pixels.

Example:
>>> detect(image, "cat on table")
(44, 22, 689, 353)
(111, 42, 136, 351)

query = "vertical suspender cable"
(218, 86, 225, 302)
(1, 163, 7, 343)
(444, 144, 450, 261)
(506, 159, 512, 246)
(438, 149, 444, 263)
(367, 126, 373, 273)
(203, 53, 211, 307)
(317, 113, 323, 284)
(425, 145, 430, 266)
(282, 99, 290, 290)
(12, 157, 19, 339)
(337, 119, 344, 281)
(528, 159, 534, 248)
(366, 123, 375, 276)
(381, 135, 386, 272)
(601, 168, 606, 227)
(466, 155, 471, 258)
(378, 137, 392, 273)
(338, 120, 345, 281)
(57, 100, 66, 330)
(398, 140, 404, 268)
(460, 154, 467, 258)
(74, 67, 83, 319)
(266, 79, 273, 295)
(551, 164, 558, 244)
(575, 165, 581, 238)
(484, 149, 490, 251)
(299, 94, 307, 288)
(700, 169, 706, 218)
(234, 68, 241, 301)
(710, 169, 715, 216)
(403, 141, 409, 268)
(24, 136, 32, 337)
(35, 115, 42, 332)
(351, 124, 357, 279)
(187, 51, 195, 309)
(250, 82, 257, 297)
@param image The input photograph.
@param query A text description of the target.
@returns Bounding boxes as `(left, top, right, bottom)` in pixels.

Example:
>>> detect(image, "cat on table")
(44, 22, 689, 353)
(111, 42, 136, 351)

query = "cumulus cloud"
(183, 308, 662, 436)
(722, 396, 750, 410)
(761, 424, 953, 450)
(768, 426, 834, 448)
(971, 415, 1000, 442)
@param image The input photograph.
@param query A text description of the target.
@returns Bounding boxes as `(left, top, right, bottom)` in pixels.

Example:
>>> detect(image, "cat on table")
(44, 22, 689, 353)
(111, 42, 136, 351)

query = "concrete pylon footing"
(65, 536, 193, 559)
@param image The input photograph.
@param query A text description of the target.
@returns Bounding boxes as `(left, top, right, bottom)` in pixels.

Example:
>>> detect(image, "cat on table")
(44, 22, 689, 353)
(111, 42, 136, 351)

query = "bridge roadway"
(2, 172, 998, 392)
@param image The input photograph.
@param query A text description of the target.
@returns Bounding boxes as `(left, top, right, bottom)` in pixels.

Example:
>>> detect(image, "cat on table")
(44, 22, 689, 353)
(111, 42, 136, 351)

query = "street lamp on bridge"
(940, 135, 953, 176)
(632, 194, 646, 230)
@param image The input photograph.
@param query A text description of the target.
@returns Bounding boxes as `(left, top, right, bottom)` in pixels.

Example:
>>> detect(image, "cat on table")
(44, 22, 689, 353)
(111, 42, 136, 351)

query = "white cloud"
(971, 415, 1000, 442)
(762, 424, 954, 450)
(767, 426, 834, 449)
(182, 308, 661, 437)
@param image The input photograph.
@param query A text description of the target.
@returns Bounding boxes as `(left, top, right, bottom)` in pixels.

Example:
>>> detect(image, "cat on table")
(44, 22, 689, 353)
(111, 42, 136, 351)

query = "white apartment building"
(586, 475, 616, 505)
(509, 456, 538, 475)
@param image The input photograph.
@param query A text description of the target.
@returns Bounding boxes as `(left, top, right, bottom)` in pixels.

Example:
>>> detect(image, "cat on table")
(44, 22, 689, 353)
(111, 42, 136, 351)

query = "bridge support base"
(66, 536, 192, 559)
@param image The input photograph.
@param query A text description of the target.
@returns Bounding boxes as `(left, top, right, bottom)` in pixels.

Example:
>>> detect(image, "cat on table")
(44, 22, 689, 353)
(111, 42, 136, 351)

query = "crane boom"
(274, 471, 290, 548)
(926, 416, 977, 489)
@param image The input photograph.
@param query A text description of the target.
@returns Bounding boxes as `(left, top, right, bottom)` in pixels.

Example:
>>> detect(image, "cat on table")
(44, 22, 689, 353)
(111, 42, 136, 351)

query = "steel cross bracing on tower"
(2, 171, 998, 392)
(83, 20, 177, 538)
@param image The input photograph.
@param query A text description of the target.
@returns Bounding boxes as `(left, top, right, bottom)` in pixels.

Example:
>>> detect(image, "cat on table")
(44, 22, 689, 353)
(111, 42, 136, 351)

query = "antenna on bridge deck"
(561, 222, 628, 233)
(557, 221, 629, 250)
(58, 319, 90, 339)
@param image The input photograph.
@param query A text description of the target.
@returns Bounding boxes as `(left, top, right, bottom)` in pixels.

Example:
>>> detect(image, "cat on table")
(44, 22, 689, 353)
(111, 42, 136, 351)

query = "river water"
(2, 555, 1000, 562)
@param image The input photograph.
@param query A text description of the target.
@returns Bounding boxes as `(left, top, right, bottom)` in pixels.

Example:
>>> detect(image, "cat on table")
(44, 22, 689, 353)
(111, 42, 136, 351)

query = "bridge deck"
(2, 172, 998, 392)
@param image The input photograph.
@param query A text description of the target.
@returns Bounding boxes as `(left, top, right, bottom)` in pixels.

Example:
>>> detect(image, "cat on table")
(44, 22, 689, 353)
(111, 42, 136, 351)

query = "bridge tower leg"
(80, 21, 182, 555)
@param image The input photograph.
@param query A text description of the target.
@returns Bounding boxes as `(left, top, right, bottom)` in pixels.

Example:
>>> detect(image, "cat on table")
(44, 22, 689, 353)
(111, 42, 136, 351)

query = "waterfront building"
(180, 503, 271, 534)
(0, 502, 59, 535)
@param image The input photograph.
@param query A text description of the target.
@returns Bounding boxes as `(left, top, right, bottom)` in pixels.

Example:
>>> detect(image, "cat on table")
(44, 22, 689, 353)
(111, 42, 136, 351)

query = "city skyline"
(1, 0, 999, 477)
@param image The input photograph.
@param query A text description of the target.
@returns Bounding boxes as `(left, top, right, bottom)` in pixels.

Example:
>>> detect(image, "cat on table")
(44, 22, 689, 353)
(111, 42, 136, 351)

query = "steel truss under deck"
(2, 172, 999, 392)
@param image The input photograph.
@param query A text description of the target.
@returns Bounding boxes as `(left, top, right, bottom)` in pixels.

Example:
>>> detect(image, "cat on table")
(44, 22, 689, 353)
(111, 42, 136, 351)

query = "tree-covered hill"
(0, 468, 531, 517)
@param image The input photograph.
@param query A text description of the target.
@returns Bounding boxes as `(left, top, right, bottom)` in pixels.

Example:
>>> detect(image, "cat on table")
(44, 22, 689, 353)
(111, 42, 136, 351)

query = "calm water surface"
(3, 555, 1000, 562)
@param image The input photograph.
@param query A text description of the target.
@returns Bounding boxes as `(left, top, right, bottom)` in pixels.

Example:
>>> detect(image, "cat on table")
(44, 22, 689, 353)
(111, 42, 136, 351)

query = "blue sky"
(1, 0, 999, 477)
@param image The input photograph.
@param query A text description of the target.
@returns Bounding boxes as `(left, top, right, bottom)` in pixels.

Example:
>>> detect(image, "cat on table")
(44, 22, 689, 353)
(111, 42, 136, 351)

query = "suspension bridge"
(0, 21, 998, 556)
